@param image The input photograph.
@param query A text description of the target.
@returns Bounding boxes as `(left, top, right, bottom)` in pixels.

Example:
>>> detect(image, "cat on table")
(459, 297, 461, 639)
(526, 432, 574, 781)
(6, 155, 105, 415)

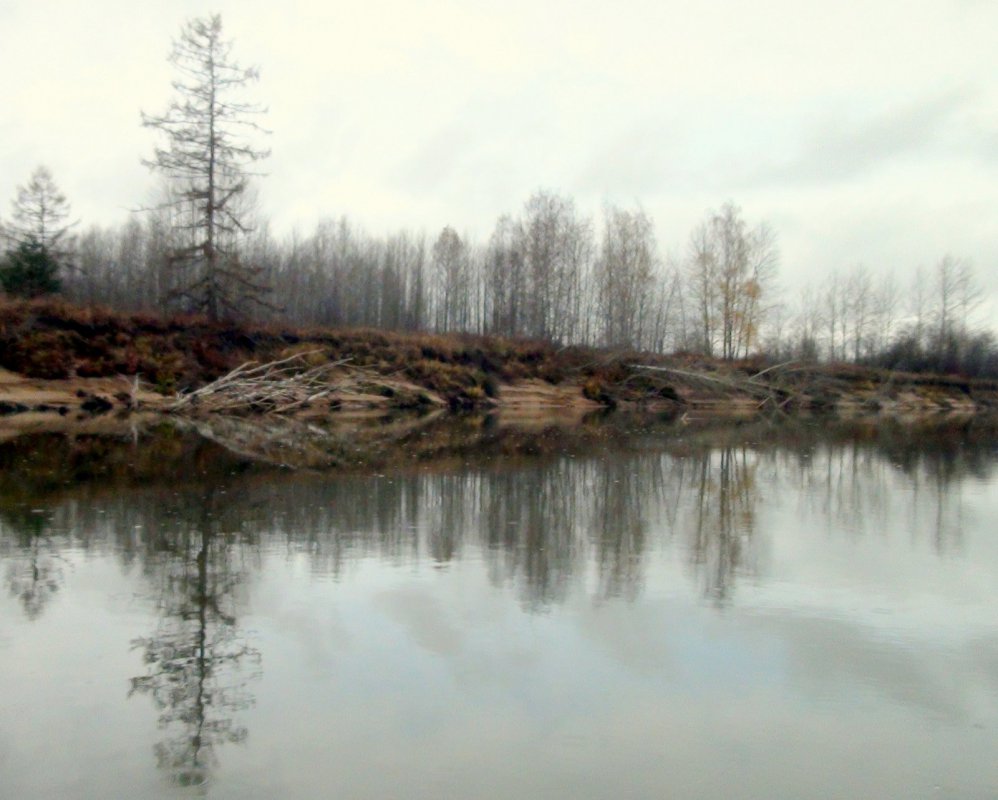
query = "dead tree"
(142, 14, 271, 320)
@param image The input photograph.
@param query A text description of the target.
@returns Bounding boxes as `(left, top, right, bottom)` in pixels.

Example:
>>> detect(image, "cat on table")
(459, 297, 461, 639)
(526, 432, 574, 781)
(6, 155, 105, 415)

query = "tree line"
(1, 13, 994, 377)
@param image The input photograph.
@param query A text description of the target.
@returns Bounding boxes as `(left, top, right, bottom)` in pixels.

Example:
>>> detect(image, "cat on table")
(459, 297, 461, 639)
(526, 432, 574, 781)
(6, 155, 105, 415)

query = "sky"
(1, 0, 996, 316)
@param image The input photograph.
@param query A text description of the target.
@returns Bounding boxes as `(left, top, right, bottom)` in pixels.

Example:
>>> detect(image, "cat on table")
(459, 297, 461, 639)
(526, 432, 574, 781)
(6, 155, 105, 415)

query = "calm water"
(1, 417, 996, 799)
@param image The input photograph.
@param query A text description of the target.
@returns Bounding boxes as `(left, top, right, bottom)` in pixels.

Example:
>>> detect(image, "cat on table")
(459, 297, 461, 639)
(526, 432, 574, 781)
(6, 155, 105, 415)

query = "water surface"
(1, 416, 996, 798)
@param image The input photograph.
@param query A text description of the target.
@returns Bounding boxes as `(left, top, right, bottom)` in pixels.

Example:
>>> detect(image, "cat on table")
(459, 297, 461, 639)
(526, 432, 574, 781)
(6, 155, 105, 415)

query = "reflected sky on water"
(1, 416, 996, 799)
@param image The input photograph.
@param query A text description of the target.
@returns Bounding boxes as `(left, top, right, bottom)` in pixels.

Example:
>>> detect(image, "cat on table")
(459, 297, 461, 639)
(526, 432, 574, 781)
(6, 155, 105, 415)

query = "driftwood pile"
(167, 351, 354, 415)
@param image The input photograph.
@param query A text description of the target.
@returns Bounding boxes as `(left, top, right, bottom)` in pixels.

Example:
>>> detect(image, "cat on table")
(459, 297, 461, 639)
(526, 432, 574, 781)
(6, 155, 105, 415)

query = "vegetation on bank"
(1, 298, 996, 419)
(2, 14, 994, 386)
(0, 297, 660, 406)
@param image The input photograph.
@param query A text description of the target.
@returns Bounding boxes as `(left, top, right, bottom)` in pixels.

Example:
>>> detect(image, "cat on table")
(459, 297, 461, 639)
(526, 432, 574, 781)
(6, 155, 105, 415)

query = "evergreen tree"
(0, 239, 62, 298)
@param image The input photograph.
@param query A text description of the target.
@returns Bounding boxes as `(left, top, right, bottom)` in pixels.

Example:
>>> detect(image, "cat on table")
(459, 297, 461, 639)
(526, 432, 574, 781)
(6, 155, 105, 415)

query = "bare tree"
(686, 220, 719, 355)
(3, 165, 76, 262)
(685, 203, 777, 359)
(933, 255, 980, 347)
(483, 214, 526, 337)
(872, 271, 899, 355)
(822, 271, 846, 361)
(793, 286, 820, 361)
(520, 191, 591, 341)
(431, 226, 471, 332)
(926, 255, 982, 371)
(596, 204, 657, 349)
(845, 264, 874, 362)
(398, 231, 428, 330)
(648, 263, 683, 353)
(142, 14, 270, 320)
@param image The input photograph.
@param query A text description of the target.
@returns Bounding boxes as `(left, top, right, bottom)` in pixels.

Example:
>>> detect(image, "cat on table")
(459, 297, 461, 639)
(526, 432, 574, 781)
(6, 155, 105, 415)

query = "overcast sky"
(1, 0, 996, 313)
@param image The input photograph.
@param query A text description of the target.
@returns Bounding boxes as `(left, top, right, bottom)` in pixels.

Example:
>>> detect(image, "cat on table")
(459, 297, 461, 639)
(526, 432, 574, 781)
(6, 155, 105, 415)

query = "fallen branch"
(167, 352, 353, 415)
(630, 364, 773, 398)
(630, 363, 804, 409)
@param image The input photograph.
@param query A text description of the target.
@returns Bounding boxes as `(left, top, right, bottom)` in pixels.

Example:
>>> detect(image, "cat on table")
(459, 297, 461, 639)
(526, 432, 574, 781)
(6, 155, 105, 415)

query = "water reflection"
(1, 417, 994, 612)
(128, 487, 260, 788)
(1, 508, 66, 619)
(686, 447, 759, 604)
(774, 427, 976, 554)
(1, 414, 996, 793)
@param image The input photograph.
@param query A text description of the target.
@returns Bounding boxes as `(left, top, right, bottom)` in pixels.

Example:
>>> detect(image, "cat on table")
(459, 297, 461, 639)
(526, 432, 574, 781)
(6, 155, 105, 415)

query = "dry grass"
(2, 298, 996, 413)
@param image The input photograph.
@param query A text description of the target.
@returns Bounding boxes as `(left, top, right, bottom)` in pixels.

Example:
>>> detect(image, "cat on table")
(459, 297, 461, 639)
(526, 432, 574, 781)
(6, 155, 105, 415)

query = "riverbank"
(2, 297, 996, 424)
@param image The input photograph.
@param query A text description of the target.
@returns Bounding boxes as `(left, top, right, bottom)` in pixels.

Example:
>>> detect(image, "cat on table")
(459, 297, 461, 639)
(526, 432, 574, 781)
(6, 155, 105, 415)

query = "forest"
(1, 14, 995, 379)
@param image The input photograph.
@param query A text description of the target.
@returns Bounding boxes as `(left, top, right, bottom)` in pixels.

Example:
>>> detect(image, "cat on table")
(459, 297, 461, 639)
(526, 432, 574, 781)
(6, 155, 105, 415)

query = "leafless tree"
(932, 255, 980, 347)
(3, 165, 77, 262)
(519, 191, 592, 342)
(686, 203, 777, 359)
(483, 214, 526, 337)
(822, 271, 847, 361)
(431, 226, 471, 332)
(845, 264, 874, 362)
(397, 231, 429, 330)
(647, 261, 684, 353)
(686, 220, 719, 355)
(872, 271, 899, 355)
(142, 14, 270, 320)
(13, 164, 993, 374)
(596, 204, 657, 348)
(907, 265, 929, 348)
(792, 285, 823, 361)
(480, 193, 594, 342)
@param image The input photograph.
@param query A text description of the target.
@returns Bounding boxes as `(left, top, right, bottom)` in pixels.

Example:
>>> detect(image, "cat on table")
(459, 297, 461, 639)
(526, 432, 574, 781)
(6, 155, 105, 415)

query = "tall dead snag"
(143, 14, 271, 321)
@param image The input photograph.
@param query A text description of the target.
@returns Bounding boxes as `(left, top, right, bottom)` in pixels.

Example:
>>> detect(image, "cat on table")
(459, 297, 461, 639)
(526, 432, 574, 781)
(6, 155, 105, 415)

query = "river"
(1, 414, 996, 798)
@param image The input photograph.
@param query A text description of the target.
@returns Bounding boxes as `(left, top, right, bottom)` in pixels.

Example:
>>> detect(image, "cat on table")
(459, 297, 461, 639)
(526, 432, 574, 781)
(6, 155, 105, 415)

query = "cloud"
(575, 116, 688, 197)
(746, 89, 974, 188)
(374, 587, 464, 657)
(391, 124, 478, 193)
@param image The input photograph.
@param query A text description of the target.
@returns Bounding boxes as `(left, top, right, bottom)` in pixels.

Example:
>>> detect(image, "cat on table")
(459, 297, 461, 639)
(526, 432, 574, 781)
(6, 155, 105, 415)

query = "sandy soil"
(0, 362, 989, 442)
(0, 368, 604, 413)
(0, 367, 167, 412)
(494, 379, 601, 410)
(0, 366, 608, 436)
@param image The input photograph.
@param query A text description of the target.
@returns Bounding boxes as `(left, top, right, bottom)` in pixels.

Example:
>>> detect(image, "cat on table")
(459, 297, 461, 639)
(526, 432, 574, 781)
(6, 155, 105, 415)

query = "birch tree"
(686, 203, 777, 359)
(596, 204, 657, 348)
(432, 226, 471, 332)
(483, 215, 525, 336)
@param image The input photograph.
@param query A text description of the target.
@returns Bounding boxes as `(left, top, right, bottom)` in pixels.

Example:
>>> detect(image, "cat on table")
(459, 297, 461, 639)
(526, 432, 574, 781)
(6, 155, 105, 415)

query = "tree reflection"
(592, 457, 656, 601)
(479, 464, 583, 609)
(129, 488, 259, 788)
(2, 415, 994, 630)
(686, 447, 759, 604)
(782, 422, 974, 554)
(0, 510, 65, 619)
